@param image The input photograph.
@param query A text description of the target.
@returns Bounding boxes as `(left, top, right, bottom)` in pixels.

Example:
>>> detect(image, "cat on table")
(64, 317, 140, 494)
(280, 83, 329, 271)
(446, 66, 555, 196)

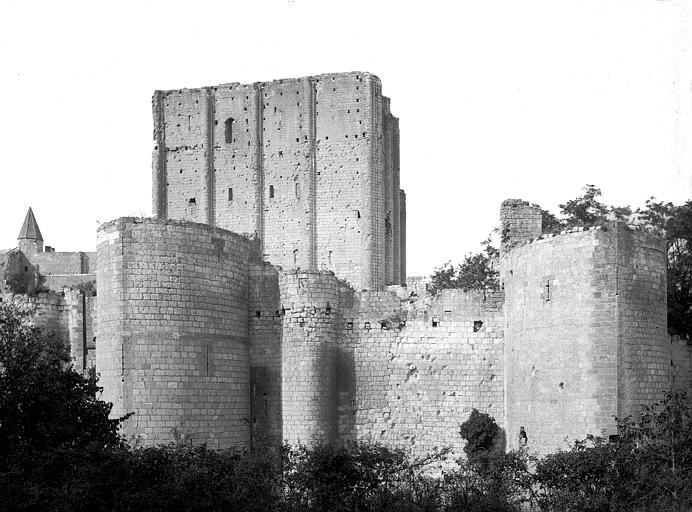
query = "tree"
(542, 184, 633, 234)
(636, 198, 692, 340)
(0, 302, 124, 452)
(558, 184, 610, 227)
(430, 236, 500, 294)
(459, 409, 500, 463)
(535, 391, 692, 512)
(543, 186, 690, 340)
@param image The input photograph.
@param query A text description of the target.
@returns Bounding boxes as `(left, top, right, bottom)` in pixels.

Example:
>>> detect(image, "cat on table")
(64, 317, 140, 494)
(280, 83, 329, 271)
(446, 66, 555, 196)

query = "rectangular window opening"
(269, 185, 275, 198)
(228, 188, 233, 201)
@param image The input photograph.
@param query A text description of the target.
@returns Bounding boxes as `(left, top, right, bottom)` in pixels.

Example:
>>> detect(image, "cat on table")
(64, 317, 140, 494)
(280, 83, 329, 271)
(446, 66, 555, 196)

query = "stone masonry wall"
(502, 229, 618, 453)
(153, 72, 405, 290)
(616, 225, 669, 417)
(500, 199, 542, 251)
(30, 251, 89, 276)
(248, 264, 283, 446)
(337, 289, 505, 457)
(96, 218, 259, 449)
(0, 289, 93, 373)
(0, 290, 70, 345)
(501, 225, 670, 453)
(279, 270, 340, 446)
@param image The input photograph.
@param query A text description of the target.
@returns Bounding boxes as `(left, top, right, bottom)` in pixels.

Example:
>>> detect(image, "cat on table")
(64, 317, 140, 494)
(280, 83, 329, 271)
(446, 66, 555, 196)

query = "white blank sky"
(0, 0, 690, 276)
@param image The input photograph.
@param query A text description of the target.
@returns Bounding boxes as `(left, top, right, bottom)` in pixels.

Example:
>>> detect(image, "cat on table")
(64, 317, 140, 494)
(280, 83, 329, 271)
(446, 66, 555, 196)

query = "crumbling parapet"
(500, 199, 542, 252)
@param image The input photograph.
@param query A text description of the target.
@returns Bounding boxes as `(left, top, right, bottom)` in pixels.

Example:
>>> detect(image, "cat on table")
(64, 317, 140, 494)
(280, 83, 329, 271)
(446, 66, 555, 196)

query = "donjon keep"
(3, 72, 691, 456)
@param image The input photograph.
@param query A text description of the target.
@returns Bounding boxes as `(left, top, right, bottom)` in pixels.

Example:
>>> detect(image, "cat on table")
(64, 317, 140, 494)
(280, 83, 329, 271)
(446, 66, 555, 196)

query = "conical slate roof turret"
(18, 207, 43, 241)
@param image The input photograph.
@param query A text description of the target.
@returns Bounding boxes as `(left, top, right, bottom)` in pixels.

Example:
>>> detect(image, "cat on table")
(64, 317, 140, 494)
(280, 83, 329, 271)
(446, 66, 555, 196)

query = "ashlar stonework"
(2, 73, 690, 457)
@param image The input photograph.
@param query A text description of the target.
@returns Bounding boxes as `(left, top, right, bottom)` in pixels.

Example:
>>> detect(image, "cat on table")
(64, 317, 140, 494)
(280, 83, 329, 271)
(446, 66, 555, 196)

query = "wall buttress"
(254, 84, 265, 253)
(204, 88, 216, 226)
(152, 91, 167, 219)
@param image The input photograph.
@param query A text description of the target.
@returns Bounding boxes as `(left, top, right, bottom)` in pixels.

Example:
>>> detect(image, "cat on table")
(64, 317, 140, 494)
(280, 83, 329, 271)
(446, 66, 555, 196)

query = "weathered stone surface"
(152, 72, 406, 290)
(5, 73, 690, 457)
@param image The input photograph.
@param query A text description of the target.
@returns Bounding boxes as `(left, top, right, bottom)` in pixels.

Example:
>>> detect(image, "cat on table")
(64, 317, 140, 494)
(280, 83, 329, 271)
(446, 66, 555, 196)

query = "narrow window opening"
(224, 118, 234, 143)
(356, 210, 360, 219)
(269, 185, 275, 198)
(228, 188, 233, 201)
(293, 249, 298, 265)
(473, 320, 483, 332)
(295, 182, 300, 199)
(545, 278, 554, 302)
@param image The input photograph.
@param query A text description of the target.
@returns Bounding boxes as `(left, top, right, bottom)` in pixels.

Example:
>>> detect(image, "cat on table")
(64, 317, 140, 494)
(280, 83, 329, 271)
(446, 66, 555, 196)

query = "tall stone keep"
(151, 72, 406, 290)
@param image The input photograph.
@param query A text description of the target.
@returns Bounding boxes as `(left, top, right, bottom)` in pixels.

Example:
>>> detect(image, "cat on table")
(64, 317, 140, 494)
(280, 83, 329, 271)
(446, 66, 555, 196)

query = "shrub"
(534, 391, 692, 512)
(0, 302, 124, 451)
(459, 409, 500, 463)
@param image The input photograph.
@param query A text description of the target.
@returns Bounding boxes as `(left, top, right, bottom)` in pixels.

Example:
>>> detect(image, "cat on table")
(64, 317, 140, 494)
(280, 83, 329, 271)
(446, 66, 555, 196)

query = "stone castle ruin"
(2, 72, 690, 456)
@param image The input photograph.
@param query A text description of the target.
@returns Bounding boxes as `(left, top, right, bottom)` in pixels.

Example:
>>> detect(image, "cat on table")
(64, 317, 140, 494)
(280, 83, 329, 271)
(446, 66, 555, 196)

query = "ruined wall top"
(500, 199, 543, 253)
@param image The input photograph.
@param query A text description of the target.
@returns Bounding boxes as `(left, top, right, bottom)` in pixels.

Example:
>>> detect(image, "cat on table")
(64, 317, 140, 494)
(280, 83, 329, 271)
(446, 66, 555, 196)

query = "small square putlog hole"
(473, 320, 483, 332)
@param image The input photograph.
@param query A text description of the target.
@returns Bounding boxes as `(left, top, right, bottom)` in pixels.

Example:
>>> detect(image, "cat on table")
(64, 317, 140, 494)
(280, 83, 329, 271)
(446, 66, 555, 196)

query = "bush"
(534, 391, 692, 512)
(459, 409, 500, 463)
(0, 302, 123, 451)
(0, 443, 282, 512)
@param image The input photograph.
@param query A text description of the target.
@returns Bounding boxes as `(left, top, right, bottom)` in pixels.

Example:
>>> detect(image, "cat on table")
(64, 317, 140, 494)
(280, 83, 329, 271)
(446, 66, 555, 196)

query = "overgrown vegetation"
(0, 302, 125, 452)
(459, 408, 501, 462)
(2, 302, 692, 511)
(430, 236, 500, 295)
(4, 267, 47, 296)
(534, 391, 692, 512)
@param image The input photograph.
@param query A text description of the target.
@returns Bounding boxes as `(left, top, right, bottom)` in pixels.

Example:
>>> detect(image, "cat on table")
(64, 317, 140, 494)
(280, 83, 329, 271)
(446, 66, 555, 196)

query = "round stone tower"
(279, 270, 340, 445)
(501, 222, 667, 453)
(96, 217, 256, 449)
